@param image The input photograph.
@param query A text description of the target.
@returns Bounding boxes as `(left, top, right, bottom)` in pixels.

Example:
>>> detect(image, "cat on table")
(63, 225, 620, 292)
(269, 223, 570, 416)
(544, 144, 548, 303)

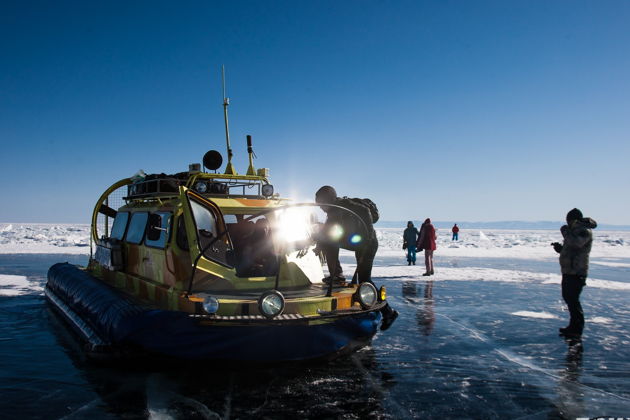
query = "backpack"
(343, 197, 380, 224)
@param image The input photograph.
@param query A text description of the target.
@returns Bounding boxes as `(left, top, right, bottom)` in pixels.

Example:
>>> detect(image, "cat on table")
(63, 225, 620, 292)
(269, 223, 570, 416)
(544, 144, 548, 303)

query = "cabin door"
(179, 187, 232, 268)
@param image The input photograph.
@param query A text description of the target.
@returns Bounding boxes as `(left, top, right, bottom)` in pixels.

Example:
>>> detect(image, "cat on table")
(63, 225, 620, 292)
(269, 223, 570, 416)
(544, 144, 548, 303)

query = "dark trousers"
(353, 240, 378, 285)
(561, 274, 586, 333)
(324, 241, 395, 318)
(324, 246, 344, 279)
(323, 241, 378, 284)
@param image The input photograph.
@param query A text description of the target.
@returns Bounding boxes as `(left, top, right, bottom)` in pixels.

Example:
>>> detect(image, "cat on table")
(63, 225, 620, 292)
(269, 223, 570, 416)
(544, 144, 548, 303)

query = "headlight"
(202, 296, 220, 314)
(356, 283, 377, 309)
(261, 184, 274, 197)
(195, 181, 208, 193)
(379, 286, 387, 302)
(258, 290, 285, 319)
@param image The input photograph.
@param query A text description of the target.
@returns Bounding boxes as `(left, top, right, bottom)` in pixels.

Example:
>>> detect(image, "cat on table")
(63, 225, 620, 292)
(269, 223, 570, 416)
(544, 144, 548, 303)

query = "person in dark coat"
(552, 208, 597, 338)
(315, 185, 398, 331)
(417, 218, 437, 276)
(451, 223, 459, 241)
(403, 221, 419, 265)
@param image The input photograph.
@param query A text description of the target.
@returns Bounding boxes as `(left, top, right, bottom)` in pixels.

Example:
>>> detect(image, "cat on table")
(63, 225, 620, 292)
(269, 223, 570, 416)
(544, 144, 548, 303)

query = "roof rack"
(125, 172, 273, 200)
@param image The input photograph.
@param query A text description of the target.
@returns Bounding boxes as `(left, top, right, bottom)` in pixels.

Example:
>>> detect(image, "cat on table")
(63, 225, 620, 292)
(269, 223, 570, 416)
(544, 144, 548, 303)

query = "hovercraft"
(45, 82, 391, 363)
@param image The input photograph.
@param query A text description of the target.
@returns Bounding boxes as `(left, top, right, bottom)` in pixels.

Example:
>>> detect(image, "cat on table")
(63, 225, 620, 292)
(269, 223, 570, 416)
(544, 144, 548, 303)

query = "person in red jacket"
(451, 223, 459, 241)
(417, 218, 437, 276)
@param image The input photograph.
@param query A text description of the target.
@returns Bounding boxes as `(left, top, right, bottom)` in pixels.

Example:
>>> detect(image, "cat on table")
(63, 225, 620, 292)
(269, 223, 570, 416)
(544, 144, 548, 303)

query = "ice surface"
(0, 225, 629, 418)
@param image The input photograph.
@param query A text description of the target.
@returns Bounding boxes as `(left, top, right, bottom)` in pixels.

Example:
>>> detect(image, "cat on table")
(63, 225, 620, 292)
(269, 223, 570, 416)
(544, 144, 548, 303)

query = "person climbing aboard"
(314, 185, 399, 331)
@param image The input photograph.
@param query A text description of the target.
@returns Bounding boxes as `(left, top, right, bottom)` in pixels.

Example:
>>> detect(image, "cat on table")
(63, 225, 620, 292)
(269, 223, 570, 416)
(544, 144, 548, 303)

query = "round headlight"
(356, 283, 377, 309)
(202, 296, 220, 314)
(261, 184, 274, 197)
(258, 290, 285, 319)
(195, 181, 208, 193)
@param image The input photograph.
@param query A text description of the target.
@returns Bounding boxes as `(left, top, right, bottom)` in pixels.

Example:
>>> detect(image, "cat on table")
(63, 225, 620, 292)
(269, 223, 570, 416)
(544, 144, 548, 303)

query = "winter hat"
(425, 218, 431, 224)
(566, 208, 583, 223)
(315, 185, 337, 204)
(407, 221, 413, 225)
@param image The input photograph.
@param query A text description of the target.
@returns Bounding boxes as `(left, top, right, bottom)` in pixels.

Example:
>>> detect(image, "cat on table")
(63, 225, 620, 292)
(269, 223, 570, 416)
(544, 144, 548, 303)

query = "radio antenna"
(222, 65, 237, 175)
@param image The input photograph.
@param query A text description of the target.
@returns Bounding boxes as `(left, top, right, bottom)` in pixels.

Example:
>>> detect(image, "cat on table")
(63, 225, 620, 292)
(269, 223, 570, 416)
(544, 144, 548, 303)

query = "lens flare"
(276, 208, 312, 243)
(350, 234, 362, 244)
(328, 224, 344, 241)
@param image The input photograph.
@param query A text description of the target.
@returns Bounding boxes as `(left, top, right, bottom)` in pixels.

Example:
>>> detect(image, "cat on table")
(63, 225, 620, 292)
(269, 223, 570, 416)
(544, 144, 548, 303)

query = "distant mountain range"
(376, 220, 630, 231)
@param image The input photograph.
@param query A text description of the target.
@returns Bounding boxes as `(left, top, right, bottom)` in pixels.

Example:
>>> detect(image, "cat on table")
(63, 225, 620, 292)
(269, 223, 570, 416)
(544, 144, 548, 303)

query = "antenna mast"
(222, 65, 237, 175)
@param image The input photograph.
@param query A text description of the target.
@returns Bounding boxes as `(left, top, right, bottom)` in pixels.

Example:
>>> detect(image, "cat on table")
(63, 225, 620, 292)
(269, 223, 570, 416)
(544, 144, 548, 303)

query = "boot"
(323, 275, 346, 285)
(559, 326, 582, 338)
(380, 308, 399, 331)
(422, 272, 431, 276)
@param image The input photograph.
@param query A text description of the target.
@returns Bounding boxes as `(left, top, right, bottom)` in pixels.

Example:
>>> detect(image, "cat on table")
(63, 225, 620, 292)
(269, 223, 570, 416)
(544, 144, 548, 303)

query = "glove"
(551, 242, 563, 253)
(402, 241, 407, 250)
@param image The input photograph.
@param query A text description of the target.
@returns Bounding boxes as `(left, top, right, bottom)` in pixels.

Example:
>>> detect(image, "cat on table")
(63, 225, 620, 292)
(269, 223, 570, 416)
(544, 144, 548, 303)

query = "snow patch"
(369, 266, 630, 291)
(590, 317, 614, 325)
(511, 311, 559, 320)
(0, 274, 43, 296)
(592, 261, 630, 268)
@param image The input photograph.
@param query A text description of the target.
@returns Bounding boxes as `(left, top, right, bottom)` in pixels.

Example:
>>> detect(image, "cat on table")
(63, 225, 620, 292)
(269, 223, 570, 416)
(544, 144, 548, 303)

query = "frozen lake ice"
(1, 225, 629, 418)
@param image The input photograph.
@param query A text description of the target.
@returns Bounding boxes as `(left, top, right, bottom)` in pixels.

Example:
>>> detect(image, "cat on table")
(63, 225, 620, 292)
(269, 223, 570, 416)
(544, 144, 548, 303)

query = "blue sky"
(1, 1, 629, 224)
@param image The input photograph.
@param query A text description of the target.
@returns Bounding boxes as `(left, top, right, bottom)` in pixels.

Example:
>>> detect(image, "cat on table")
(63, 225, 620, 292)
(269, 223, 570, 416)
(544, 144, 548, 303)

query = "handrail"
(91, 178, 133, 243)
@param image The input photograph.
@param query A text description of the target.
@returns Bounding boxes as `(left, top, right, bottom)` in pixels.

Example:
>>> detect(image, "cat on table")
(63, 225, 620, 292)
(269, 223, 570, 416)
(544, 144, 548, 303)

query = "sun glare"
(275, 208, 313, 243)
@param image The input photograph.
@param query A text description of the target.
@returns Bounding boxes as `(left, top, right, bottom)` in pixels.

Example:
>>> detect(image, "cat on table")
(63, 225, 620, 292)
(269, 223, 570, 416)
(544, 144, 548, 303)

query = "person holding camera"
(551, 208, 597, 338)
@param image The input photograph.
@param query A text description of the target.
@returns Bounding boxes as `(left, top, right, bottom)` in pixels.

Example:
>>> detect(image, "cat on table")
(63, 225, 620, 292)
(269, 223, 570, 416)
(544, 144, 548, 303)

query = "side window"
(126, 212, 149, 244)
(110, 212, 129, 240)
(190, 200, 218, 237)
(145, 212, 172, 249)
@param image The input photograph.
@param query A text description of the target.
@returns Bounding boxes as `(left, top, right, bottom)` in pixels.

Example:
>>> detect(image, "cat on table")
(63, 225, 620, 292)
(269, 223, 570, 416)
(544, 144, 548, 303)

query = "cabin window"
(126, 212, 149, 244)
(145, 212, 172, 249)
(225, 213, 277, 277)
(189, 199, 230, 265)
(110, 212, 129, 240)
